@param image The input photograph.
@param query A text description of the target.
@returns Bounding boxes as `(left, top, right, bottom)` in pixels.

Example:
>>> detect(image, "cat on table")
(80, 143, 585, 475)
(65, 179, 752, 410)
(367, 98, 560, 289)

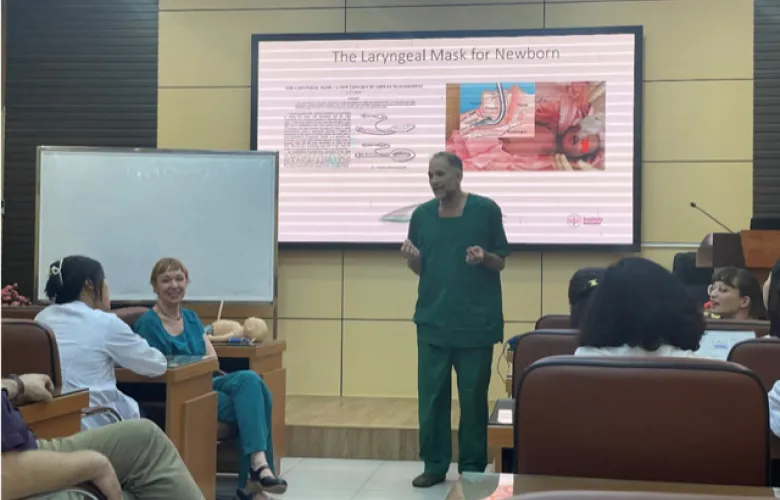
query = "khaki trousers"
(35, 419, 204, 500)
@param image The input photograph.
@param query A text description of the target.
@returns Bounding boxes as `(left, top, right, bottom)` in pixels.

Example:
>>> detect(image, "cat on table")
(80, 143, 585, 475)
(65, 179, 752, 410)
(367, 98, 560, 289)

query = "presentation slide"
(252, 29, 641, 248)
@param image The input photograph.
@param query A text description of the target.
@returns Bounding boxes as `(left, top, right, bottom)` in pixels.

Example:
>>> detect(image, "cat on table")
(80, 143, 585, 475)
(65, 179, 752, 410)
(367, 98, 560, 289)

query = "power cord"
(496, 340, 513, 386)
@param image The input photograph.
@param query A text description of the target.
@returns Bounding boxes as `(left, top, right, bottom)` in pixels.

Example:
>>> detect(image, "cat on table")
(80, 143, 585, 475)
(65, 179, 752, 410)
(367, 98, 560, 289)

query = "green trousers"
(36, 419, 204, 500)
(213, 369, 275, 488)
(417, 340, 493, 476)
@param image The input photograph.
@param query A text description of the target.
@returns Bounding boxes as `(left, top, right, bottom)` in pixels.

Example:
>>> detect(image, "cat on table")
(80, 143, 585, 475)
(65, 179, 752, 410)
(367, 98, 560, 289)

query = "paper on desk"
(497, 409, 513, 425)
(695, 330, 755, 360)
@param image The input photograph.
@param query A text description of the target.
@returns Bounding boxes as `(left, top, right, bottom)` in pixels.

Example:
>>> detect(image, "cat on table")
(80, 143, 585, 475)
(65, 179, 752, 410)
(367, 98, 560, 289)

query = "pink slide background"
(254, 34, 637, 245)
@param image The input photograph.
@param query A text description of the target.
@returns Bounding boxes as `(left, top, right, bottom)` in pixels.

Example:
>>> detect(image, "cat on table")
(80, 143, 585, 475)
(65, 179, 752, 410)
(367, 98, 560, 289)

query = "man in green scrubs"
(401, 151, 509, 488)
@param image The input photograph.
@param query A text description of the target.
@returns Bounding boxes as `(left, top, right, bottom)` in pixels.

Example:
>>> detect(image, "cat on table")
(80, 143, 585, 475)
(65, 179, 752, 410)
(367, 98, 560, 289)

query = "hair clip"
(587, 278, 599, 288)
(49, 257, 65, 285)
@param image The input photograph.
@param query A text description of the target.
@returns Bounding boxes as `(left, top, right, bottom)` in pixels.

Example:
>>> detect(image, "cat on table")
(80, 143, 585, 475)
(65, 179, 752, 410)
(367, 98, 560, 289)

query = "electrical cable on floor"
(495, 340, 511, 386)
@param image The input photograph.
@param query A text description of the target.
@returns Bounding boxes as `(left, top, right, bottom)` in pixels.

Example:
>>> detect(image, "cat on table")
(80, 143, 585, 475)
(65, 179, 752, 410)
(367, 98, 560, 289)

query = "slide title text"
(332, 47, 561, 65)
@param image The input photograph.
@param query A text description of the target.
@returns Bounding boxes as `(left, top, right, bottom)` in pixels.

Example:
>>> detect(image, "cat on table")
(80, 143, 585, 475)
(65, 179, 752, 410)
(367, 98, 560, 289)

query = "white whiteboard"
(36, 147, 278, 302)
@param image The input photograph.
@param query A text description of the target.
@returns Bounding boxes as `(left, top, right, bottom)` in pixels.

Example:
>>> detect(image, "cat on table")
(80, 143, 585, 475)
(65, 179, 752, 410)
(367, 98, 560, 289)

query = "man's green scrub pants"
(417, 337, 495, 475)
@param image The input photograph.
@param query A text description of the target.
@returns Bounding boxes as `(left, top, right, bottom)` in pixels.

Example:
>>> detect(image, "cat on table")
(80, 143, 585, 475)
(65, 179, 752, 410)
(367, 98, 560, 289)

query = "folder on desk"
(489, 398, 514, 425)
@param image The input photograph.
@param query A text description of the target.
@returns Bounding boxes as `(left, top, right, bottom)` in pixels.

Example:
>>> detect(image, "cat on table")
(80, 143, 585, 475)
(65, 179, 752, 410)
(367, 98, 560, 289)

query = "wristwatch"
(7, 374, 24, 400)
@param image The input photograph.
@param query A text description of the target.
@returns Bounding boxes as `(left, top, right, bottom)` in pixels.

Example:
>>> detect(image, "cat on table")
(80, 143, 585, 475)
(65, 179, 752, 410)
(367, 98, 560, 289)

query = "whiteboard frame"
(34, 145, 280, 306)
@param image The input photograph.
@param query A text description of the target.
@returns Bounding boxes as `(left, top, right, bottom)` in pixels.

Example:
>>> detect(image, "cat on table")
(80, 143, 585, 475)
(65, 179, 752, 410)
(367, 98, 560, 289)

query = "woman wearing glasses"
(706, 267, 768, 320)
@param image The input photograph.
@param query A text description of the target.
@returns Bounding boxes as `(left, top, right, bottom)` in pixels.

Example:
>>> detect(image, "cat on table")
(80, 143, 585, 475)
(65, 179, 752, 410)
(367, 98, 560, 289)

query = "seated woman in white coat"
(35, 256, 168, 429)
(574, 257, 705, 358)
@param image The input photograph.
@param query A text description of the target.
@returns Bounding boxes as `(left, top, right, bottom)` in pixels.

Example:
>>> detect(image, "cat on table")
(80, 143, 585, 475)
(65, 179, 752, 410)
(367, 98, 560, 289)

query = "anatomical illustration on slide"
(458, 82, 536, 139)
(445, 81, 607, 171)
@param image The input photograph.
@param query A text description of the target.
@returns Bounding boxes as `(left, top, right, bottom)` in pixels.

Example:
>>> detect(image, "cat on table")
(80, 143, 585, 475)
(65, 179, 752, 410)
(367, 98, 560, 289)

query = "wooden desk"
(446, 473, 775, 499)
(19, 390, 88, 439)
(213, 340, 286, 473)
(116, 358, 218, 500)
(488, 425, 513, 472)
(488, 399, 514, 473)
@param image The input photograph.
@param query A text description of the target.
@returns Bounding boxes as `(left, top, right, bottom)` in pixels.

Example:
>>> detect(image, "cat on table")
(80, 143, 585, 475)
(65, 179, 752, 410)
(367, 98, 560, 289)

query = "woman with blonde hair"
(133, 258, 286, 500)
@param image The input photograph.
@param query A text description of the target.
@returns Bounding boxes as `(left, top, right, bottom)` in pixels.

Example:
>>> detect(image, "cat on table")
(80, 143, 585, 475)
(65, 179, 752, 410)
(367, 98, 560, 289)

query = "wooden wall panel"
(2, 0, 158, 294)
(754, 0, 780, 217)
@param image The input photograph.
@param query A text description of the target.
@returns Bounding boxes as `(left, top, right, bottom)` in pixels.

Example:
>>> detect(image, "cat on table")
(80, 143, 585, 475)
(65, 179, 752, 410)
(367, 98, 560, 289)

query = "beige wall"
(158, 0, 754, 400)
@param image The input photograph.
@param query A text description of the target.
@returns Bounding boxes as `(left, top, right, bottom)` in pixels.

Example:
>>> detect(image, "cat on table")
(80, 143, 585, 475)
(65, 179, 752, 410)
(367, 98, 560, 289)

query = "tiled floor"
(217, 458, 460, 500)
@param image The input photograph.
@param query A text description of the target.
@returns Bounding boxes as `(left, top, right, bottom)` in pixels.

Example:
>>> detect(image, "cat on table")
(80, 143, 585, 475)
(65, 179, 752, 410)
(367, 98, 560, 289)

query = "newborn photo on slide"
(445, 81, 606, 171)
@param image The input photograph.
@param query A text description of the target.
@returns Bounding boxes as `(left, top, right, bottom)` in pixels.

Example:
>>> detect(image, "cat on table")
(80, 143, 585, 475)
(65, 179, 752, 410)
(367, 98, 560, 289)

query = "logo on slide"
(567, 214, 604, 228)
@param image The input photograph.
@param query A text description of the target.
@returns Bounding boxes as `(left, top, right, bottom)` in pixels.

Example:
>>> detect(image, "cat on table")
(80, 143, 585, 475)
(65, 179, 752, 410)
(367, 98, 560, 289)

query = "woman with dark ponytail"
(35, 256, 167, 429)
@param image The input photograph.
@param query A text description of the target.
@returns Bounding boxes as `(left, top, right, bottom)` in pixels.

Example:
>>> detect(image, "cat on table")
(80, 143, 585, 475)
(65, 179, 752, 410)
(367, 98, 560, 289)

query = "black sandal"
(235, 490, 273, 500)
(234, 490, 253, 500)
(248, 464, 288, 495)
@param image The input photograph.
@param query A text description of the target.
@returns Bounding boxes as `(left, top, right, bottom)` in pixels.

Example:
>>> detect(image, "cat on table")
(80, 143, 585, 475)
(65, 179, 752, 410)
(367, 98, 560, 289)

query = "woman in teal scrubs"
(133, 257, 286, 500)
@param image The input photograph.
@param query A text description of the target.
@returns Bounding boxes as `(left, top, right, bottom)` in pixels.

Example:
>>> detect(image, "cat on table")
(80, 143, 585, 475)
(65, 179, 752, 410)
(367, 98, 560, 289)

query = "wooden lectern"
(696, 230, 780, 281)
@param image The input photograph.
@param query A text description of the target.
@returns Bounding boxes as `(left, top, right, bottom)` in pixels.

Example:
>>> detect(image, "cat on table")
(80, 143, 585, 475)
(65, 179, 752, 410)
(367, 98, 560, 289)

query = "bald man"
(401, 151, 509, 488)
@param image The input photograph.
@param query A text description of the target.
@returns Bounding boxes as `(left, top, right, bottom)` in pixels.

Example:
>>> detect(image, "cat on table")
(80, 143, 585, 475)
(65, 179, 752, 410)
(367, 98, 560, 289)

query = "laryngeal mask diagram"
(459, 82, 535, 139)
(354, 113, 416, 162)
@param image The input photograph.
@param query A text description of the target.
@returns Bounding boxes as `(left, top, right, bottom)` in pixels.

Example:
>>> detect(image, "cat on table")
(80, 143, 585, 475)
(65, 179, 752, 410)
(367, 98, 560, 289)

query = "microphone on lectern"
(689, 202, 734, 233)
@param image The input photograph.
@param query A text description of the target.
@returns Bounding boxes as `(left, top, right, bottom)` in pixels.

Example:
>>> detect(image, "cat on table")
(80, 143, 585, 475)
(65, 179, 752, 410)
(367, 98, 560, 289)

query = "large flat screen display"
(251, 27, 642, 249)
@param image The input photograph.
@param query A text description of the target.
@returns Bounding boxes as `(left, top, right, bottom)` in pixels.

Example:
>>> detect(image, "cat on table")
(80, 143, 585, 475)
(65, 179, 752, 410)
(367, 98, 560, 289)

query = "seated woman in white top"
(574, 257, 705, 358)
(764, 260, 780, 437)
(35, 256, 167, 429)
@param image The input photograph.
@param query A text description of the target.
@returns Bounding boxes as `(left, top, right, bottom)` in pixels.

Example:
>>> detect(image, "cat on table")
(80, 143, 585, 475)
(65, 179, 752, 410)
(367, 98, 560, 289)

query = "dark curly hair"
(578, 257, 705, 352)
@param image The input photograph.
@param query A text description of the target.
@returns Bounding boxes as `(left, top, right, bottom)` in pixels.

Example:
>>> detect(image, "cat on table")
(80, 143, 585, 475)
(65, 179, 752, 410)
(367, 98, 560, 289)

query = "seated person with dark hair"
(35, 256, 167, 430)
(568, 267, 606, 329)
(575, 257, 705, 358)
(707, 266, 768, 320)
(764, 260, 780, 438)
(2, 373, 204, 500)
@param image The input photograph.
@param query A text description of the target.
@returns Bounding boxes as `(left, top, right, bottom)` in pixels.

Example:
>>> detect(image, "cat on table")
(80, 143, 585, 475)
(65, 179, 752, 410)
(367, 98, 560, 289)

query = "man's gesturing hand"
(466, 246, 485, 265)
(400, 239, 420, 261)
